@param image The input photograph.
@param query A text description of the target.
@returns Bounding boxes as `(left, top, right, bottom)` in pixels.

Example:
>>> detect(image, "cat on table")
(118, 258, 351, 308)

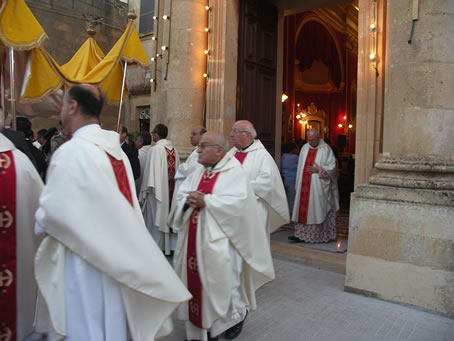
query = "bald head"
(230, 120, 256, 149)
(66, 84, 103, 119)
(190, 125, 207, 147)
(197, 131, 228, 167)
(307, 129, 321, 148)
(61, 84, 104, 134)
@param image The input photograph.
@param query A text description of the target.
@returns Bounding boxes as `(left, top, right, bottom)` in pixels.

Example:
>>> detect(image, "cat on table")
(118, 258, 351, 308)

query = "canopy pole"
(9, 48, 16, 130)
(116, 60, 128, 133)
(1, 61, 5, 114)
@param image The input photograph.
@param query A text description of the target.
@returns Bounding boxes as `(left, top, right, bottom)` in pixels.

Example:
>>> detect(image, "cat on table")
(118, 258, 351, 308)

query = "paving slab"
(162, 258, 454, 341)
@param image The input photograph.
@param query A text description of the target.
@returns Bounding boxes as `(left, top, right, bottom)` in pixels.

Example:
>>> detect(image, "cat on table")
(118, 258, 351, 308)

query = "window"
(138, 106, 151, 132)
(139, 0, 155, 35)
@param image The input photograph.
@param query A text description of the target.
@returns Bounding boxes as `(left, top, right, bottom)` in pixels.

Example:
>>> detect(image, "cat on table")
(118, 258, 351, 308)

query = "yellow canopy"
(61, 37, 105, 80)
(0, 0, 47, 49)
(21, 22, 149, 103)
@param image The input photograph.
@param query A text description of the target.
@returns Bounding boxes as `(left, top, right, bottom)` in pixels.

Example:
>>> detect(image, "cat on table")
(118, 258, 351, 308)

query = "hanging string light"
(150, 1, 161, 91)
(204, 0, 212, 80)
(371, 0, 379, 76)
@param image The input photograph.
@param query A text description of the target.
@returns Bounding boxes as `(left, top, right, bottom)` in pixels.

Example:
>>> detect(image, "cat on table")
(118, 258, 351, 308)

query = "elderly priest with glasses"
(169, 131, 275, 341)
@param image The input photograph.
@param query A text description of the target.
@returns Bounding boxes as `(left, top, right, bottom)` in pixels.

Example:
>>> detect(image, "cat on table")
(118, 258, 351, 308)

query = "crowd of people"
(1, 83, 339, 341)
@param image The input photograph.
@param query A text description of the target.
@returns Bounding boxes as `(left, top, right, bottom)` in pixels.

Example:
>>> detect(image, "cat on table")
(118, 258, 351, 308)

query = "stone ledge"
(370, 157, 454, 190)
(375, 159, 454, 173)
(344, 285, 452, 319)
(270, 240, 346, 274)
(353, 184, 454, 207)
(369, 173, 454, 190)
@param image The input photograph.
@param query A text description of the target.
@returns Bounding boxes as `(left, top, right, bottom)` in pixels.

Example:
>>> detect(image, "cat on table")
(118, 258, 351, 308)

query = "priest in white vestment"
(33, 85, 191, 341)
(140, 124, 180, 255)
(169, 131, 275, 341)
(291, 129, 339, 243)
(173, 126, 206, 197)
(0, 107, 44, 341)
(228, 120, 289, 237)
(134, 131, 152, 194)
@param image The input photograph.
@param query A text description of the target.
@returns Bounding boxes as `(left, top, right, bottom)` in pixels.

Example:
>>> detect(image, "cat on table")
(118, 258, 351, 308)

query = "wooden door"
(237, 0, 278, 156)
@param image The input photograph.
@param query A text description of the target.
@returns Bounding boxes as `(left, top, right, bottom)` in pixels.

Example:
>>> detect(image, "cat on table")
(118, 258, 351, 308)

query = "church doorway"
(280, 1, 358, 212)
(269, 0, 358, 259)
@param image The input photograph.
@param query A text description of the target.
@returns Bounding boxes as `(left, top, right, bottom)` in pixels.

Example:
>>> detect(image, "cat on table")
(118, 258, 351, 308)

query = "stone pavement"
(162, 258, 454, 341)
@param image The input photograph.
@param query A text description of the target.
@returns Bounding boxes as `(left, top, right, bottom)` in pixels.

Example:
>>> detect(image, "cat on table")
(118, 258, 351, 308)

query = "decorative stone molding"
(369, 156, 454, 191)
(353, 184, 454, 207)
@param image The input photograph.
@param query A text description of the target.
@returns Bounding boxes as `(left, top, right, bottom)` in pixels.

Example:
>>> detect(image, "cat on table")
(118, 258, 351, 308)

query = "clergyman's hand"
(186, 191, 206, 209)
(307, 163, 320, 174)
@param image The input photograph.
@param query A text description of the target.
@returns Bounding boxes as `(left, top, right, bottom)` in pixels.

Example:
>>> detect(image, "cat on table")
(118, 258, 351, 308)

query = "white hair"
(307, 129, 320, 138)
(244, 124, 257, 138)
(215, 133, 229, 151)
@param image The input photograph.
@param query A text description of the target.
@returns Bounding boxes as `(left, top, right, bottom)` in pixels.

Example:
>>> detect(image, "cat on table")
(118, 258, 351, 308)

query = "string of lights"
(162, 0, 172, 81)
(149, 1, 160, 90)
(370, 0, 379, 77)
(203, 2, 212, 80)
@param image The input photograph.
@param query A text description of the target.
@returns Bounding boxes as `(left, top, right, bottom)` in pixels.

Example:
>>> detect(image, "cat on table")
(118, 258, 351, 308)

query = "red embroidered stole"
(298, 148, 318, 224)
(0, 151, 17, 340)
(187, 171, 220, 328)
(166, 148, 176, 208)
(234, 151, 248, 164)
(107, 153, 134, 207)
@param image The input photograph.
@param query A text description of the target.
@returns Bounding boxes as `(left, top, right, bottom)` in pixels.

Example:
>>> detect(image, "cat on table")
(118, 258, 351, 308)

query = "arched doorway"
(273, 1, 359, 256)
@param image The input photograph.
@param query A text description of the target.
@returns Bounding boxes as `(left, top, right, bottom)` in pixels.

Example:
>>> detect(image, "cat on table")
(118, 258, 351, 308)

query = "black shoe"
(288, 236, 304, 243)
(224, 311, 248, 340)
(208, 335, 219, 341)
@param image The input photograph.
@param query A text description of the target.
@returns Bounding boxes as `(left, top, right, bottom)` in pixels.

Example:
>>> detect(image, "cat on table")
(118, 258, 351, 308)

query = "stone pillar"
(354, 0, 386, 186)
(205, 0, 239, 138)
(345, 0, 454, 318)
(153, 0, 207, 156)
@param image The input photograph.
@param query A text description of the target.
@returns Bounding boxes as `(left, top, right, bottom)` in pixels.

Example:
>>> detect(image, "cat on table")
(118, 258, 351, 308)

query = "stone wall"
(345, 0, 454, 318)
(26, 0, 129, 131)
(27, 0, 128, 64)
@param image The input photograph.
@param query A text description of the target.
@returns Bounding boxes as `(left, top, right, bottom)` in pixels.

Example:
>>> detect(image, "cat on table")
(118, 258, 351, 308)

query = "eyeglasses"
(231, 129, 249, 135)
(197, 142, 219, 149)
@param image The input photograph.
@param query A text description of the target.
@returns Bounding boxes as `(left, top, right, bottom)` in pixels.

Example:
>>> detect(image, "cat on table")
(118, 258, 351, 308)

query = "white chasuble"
(135, 144, 152, 195)
(140, 139, 180, 254)
(169, 153, 274, 339)
(292, 139, 339, 225)
(228, 140, 290, 235)
(34, 125, 191, 341)
(0, 133, 43, 341)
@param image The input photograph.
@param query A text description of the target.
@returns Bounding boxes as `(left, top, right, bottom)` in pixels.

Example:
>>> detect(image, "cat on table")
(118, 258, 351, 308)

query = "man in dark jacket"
(120, 125, 140, 180)
(16, 116, 47, 178)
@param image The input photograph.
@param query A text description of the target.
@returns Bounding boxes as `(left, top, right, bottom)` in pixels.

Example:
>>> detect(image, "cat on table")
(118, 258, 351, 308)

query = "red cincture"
(166, 148, 176, 209)
(234, 151, 248, 164)
(107, 153, 134, 207)
(187, 171, 220, 328)
(0, 151, 17, 341)
(298, 148, 318, 224)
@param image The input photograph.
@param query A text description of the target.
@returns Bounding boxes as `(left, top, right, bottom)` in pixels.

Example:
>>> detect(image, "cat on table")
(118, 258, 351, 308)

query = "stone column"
(205, 0, 239, 138)
(354, 0, 386, 186)
(153, 0, 207, 156)
(345, 0, 454, 318)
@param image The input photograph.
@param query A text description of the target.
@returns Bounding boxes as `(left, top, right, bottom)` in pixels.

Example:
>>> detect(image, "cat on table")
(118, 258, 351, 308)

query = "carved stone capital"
(369, 156, 454, 191)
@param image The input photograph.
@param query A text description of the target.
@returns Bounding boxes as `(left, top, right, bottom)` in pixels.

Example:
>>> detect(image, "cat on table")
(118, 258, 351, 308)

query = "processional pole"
(9, 47, 16, 130)
(116, 60, 128, 133)
(1, 61, 4, 113)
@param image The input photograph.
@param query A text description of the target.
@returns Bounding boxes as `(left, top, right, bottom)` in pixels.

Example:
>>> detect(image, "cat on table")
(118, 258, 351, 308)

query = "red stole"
(166, 148, 176, 208)
(107, 153, 134, 207)
(234, 151, 248, 164)
(298, 148, 318, 224)
(187, 171, 220, 328)
(0, 151, 17, 340)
